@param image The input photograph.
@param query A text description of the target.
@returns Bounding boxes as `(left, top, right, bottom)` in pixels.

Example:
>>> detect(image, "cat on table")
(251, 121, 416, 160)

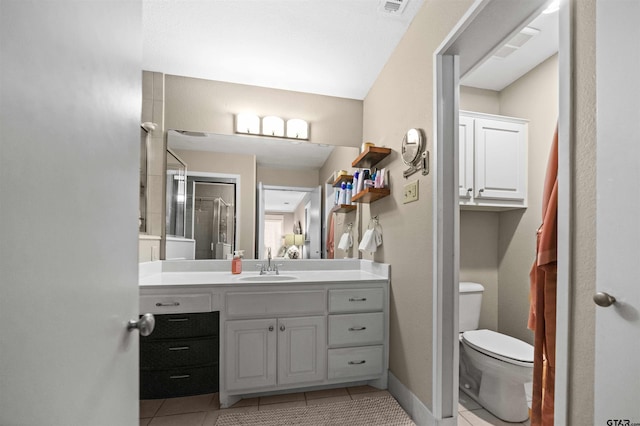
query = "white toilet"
(459, 282, 534, 423)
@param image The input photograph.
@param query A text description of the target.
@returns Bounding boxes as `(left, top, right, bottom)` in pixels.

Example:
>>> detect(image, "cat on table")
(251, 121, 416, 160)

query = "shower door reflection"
(192, 182, 235, 259)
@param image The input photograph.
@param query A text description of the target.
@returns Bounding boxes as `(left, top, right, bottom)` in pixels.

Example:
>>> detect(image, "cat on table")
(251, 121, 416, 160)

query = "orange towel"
(528, 126, 558, 426)
(327, 213, 335, 259)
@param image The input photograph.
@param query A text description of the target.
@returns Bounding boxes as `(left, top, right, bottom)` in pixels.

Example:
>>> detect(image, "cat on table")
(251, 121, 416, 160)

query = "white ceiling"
(143, 1, 558, 100)
(143, 0, 425, 100)
(461, 11, 558, 91)
(264, 189, 308, 213)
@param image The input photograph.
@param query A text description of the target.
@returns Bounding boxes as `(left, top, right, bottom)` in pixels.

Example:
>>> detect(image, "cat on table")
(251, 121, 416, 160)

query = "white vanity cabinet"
(138, 260, 390, 408)
(459, 111, 528, 210)
(225, 316, 325, 391)
(223, 289, 326, 391)
(220, 281, 388, 407)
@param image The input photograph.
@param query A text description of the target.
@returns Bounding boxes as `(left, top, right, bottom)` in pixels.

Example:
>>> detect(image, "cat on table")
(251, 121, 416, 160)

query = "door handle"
(127, 313, 155, 336)
(594, 292, 616, 307)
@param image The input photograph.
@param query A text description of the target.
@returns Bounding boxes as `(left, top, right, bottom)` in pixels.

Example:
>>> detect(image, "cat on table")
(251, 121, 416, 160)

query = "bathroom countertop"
(139, 259, 390, 288)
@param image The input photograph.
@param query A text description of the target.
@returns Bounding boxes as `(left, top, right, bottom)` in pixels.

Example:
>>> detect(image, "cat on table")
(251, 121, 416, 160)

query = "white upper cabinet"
(459, 111, 528, 210)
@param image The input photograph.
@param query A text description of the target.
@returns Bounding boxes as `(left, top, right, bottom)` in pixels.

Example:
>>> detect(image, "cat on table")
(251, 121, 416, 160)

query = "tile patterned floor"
(140, 386, 395, 426)
(140, 387, 531, 426)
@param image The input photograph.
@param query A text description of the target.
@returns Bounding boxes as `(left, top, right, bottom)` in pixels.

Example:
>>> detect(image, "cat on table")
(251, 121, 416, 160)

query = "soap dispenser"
(232, 250, 243, 274)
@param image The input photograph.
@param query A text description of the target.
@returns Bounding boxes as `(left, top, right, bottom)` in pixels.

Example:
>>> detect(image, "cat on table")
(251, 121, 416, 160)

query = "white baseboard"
(387, 371, 456, 426)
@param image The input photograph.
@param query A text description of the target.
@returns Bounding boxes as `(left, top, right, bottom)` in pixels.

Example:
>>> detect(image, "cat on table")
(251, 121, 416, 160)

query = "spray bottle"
(232, 250, 244, 274)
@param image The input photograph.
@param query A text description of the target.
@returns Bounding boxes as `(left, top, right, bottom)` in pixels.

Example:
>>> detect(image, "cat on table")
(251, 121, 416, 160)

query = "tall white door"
(595, 0, 640, 423)
(0, 1, 142, 425)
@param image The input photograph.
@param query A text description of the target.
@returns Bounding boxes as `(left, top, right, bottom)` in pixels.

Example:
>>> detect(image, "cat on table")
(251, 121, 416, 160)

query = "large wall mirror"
(166, 130, 358, 260)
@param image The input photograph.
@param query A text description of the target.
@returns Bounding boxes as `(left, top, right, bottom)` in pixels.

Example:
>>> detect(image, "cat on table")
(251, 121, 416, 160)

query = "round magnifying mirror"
(401, 128, 424, 166)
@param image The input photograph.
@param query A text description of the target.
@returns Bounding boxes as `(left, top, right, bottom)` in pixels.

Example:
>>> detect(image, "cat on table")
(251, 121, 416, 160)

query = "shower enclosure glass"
(190, 181, 236, 259)
(165, 149, 187, 237)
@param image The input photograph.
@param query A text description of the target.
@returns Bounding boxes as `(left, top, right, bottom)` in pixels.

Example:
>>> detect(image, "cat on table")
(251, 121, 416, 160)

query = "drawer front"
(140, 337, 218, 370)
(328, 312, 384, 347)
(226, 290, 325, 318)
(328, 288, 384, 313)
(140, 293, 212, 314)
(327, 346, 384, 380)
(140, 365, 218, 399)
(144, 312, 219, 340)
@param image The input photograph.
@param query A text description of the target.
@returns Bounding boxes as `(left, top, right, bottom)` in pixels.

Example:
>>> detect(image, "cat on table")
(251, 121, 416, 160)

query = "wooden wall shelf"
(352, 146, 391, 169)
(331, 204, 357, 213)
(332, 174, 353, 188)
(351, 188, 390, 204)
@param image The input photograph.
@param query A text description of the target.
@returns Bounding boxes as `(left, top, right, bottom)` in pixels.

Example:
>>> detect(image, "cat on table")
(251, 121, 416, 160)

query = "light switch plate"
(403, 180, 419, 204)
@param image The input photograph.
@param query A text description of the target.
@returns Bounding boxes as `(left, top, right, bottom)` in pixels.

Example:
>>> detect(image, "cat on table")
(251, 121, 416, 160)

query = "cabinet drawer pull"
(348, 297, 367, 302)
(169, 374, 190, 380)
(348, 326, 367, 331)
(348, 360, 366, 365)
(167, 318, 189, 322)
(156, 302, 180, 307)
(168, 346, 190, 351)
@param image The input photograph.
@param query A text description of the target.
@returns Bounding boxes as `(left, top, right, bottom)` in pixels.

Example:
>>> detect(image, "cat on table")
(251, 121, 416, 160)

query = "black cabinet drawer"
(144, 311, 219, 340)
(140, 365, 219, 399)
(140, 337, 218, 370)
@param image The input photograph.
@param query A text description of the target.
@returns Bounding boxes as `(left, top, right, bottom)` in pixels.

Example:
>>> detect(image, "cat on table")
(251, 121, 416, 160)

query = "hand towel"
(359, 229, 380, 253)
(338, 232, 352, 251)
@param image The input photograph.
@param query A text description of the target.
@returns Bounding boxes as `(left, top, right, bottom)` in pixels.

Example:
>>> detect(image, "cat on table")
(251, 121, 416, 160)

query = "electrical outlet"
(403, 180, 419, 204)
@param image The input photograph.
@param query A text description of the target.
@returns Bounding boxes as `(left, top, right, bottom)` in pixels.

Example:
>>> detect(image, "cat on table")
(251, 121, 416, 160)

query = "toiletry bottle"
(232, 250, 243, 274)
(353, 171, 360, 196)
(339, 182, 347, 205)
(346, 182, 352, 204)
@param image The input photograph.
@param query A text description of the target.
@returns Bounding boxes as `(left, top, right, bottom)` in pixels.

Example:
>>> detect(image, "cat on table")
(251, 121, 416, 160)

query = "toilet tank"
(459, 282, 484, 332)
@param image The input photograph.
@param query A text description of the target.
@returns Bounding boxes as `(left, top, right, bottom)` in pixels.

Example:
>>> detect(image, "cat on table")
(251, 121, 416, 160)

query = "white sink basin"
(238, 275, 297, 282)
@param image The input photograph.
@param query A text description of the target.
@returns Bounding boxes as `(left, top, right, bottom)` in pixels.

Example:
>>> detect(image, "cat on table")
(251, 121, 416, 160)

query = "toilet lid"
(462, 329, 534, 365)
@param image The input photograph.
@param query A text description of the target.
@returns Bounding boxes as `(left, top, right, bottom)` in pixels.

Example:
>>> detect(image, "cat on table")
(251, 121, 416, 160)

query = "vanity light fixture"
(286, 118, 309, 140)
(235, 113, 260, 134)
(262, 116, 285, 137)
(235, 114, 310, 141)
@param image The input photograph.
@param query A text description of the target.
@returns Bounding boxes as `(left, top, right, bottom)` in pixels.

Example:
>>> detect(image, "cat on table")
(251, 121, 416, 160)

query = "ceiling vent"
(378, 0, 409, 16)
(493, 26, 540, 59)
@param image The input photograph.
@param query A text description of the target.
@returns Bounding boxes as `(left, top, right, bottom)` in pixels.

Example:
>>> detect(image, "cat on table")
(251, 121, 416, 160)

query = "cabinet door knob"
(268, 325, 274, 332)
(127, 313, 155, 337)
(466, 188, 473, 193)
(280, 325, 286, 332)
(594, 292, 616, 307)
(478, 188, 485, 194)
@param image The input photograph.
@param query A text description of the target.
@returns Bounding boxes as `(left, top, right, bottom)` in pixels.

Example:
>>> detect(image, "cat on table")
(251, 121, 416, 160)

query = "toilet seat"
(461, 329, 533, 367)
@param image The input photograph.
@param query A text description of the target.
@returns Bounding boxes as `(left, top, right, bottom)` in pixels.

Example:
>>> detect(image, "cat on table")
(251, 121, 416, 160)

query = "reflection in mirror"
(258, 185, 321, 260)
(167, 130, 354, 260)
(165, 149, 187, 237)
(189, 180, 236, 259)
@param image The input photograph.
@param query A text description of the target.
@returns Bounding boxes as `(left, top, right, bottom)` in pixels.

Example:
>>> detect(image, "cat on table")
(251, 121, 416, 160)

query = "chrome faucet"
(258, 248, 282, 275)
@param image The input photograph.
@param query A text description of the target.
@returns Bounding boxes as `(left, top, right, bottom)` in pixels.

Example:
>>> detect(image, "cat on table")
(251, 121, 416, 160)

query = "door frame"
(432, 0, 572, 423)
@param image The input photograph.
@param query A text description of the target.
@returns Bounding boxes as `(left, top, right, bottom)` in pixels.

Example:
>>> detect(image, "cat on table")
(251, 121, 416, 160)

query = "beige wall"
(460, 86, 500, 115)
(257, 166, 320, 188)
(174, 149, 257, 258)
(362, 0, 473, 408)
(164, 75, 363, 148)
(497, 54, 558, 345)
